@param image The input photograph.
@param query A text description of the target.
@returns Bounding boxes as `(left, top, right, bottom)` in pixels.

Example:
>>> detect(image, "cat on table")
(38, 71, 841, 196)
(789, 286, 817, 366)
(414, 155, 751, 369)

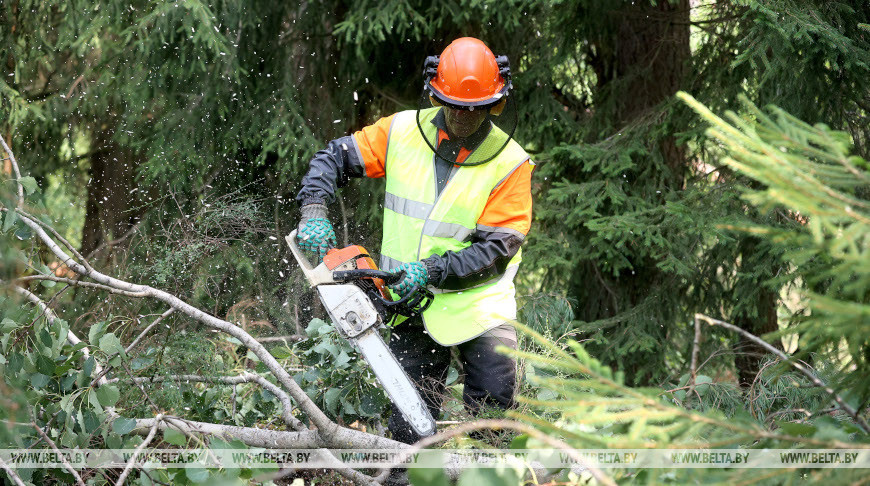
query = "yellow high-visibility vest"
(380, 107, 530, 345)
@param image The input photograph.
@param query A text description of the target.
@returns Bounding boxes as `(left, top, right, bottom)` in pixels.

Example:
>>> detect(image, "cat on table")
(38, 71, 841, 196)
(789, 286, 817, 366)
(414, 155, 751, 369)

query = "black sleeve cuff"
(299, 196, 327, 207)
(426, 228, 524, 290)
(421, 256, 446, 287)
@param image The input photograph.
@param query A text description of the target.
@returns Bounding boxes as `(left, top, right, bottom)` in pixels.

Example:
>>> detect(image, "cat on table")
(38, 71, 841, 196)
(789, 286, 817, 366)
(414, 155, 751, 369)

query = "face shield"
(415, 42, 518, 167)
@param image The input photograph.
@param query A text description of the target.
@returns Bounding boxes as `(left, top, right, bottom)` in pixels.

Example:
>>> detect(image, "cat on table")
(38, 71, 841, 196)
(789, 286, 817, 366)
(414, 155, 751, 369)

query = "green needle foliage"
(680, 91, 870, 404)
(506, 321, 869, 485)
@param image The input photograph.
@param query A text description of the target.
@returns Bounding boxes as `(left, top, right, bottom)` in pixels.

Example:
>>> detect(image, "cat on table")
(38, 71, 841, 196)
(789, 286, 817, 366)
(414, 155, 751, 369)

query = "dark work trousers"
(387, 317, 518, 444)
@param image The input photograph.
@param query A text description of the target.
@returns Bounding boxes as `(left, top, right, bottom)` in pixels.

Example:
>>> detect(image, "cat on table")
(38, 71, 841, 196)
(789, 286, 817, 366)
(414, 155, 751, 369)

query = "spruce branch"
(695, 313, 870, 434)
(382, 418, 615, 486)
(507, 321, 870, 448)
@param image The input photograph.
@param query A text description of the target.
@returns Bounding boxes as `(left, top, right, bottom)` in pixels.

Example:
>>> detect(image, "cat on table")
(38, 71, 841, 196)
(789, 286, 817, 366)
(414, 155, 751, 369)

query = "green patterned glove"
(296, 204, 337, 262)
(388, 261, 430, 297)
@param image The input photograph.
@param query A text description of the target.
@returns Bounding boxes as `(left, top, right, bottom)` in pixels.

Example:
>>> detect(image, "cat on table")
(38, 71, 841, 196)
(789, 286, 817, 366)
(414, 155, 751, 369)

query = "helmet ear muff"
(422, 55, 440, 84)
(489, 98, 507, 116)
(429, 95, 442, 108)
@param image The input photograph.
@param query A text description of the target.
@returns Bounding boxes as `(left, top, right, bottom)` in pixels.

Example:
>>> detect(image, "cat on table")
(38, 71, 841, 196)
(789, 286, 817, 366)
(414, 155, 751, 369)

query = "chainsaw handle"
(333, 269, 404, 285)
(285, 229, 335, 286)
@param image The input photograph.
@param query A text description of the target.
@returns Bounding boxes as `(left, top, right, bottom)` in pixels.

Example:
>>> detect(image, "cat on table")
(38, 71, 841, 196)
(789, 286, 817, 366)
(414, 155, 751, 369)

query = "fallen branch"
(113, 373, 304, 431)
(125, 309, 175, 353)
(0, 456, 26, 486)
(256, 335, 307, 344)
(115, 414, 163, 486)
(131, 417, 322, 448)
(31, 416, 86, 486)
(9, 205, 339, 435)
(695, 313, 870, 434)
(8, 277, 383, 485)
(0, 134, 24, 207)
(15, 275, 149, 297)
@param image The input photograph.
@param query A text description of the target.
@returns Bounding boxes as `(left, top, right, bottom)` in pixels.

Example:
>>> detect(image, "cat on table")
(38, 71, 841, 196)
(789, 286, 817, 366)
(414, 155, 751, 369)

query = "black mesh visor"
(414, 89, 518, 167)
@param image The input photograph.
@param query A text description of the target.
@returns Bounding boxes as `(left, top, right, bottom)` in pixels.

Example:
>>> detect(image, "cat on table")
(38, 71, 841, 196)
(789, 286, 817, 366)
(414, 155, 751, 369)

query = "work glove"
(387, 261, 430, 298)
(296, 203, 336, 262)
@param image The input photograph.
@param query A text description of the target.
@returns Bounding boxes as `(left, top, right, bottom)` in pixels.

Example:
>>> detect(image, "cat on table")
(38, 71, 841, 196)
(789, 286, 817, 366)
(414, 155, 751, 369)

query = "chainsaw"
(285, 230, 437, 437)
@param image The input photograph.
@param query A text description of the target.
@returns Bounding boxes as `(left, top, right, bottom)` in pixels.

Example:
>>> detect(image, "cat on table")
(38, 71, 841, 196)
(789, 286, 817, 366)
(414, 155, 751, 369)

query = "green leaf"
(131, 356, 154, 370)
(163, 428, 187, 446)
(7, 353, 23, 373)
(82, 411, 101, 433)
(2, 209, 16, 232)
(30, 372, 50, 388)
(14, 225, 32, 240)
(185, 468, 210, 483)
(694, 375, 713, 396)
(323, 387, 341, 415)
(510, 434, 529, 449)
(39, 329, 53, 348)
(18, 176, 38, 195)
(60, 374, 76, 391)
(446, 367, 459, 385)
(457, 467, 521, 486)
(304, 318, 329, 337)
(112, 417, 137, 435)
(0, 318, 17, 332)
(89, 321, 108, 346)
(335, 350, 351, 368)
(98, 333, 126, 357)
(105, 433, 123, 449)
(409, 466, 452, 486)
(96, 385, 120, 407)
(340, 396, 356, 415)
(270, 346, 293, 359)
(82, 356, 95, 378)
(89, 388, 103, 412)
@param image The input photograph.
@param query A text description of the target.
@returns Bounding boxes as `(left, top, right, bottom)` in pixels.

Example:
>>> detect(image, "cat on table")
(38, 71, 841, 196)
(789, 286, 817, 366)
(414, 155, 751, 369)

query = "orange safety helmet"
(424, 37, 511, 109)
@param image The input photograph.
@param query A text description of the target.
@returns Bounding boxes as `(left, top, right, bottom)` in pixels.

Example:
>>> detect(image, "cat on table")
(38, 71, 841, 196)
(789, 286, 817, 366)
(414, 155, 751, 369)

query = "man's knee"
(460, 326, 518, 412)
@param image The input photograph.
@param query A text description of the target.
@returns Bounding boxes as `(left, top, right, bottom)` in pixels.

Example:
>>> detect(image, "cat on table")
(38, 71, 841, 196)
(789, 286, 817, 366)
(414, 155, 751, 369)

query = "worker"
(294, 37, 534, 457)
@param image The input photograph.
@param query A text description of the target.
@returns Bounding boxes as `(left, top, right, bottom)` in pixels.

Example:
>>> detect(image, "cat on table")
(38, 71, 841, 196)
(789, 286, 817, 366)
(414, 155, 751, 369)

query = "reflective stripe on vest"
(384, 192, 475, 241)
(380, 107, 529, 345)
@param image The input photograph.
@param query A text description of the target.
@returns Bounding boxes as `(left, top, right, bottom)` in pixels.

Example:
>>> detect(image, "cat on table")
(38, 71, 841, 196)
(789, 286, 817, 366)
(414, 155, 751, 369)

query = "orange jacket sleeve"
(351, 114, 396, 179)
(477, 159, 535, 235)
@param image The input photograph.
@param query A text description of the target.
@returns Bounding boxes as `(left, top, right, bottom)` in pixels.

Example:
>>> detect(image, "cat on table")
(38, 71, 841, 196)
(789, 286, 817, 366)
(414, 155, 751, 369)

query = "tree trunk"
(733, 288, 779, 387)
(732, 237, 782, 387)
(613, 0, 690, 178)
(575, 0, 691, 385)
(80, 129, 143, 256)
